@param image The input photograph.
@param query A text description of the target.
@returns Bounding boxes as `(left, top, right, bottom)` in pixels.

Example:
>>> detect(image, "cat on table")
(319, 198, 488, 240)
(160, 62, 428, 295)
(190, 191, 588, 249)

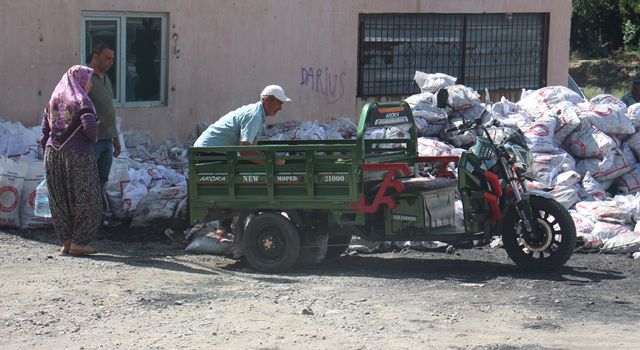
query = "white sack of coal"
(517, 86, 585, 119)
(570, 210, 596, 237)
(625, 132, 640, 160)
(564, 122, 615, 158)
(495, 111, 533, 130)
(625, 102, 640, 128)
(323, 117, 357, 139)
(414, 71, 456, 93)
(556, 170, 582, 187)
(547, 101, 581, 145)
(444, 85, 480, 109)
(417, 137, 464, 157)
(415, 119, 447, 137)
(577, 103, 635, 135)
(528, 150, 576, 188)
(0, 157, 27, 228)
(579, 146, 636, 182)
(591, 221, 633, 241)
(524, 116, 557, 152)
(291, 121, 327, 140)
(549, 183, 581, 209)
(491, 97, 519, 117)
(601, 230, 640, 254)
(615, 164, 640, 194)
(576, 200, 633, 225)
(590, 94, 627, 110)
(582, 171, 607, 200)
(614, 192, 640, 221)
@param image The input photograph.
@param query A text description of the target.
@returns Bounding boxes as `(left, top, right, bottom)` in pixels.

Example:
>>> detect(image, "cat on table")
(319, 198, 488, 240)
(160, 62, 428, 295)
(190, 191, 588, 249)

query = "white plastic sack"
(570, 211, 595, 237)
(417, 137, 461, 157)
(415, 119, 447, 137)
(613, 192, 640, 221)
(404, 92, 436, 110)
(105, 158, 130, 219)
(582, 171, 606, 200)
(549, 183, 580, 209)
(576, 147, 635, 182)
(524, 116, 557, 152)
(578, 103, 635, 135)
(262, 121, 298, 140)
(591, 221, 633, 241)
(131, 185, 187, 227)
(564, 122, 615, 158)
(292, 121, 326, 140)
(615, 164, 640, 194)
(516, 86, 585, 119)
(548, 101, 581, 145)
(0, 157, 28, 228)
(122, 168, 152, 217)
(601, 231, 640, 254)
(528, 150, 576, 189)
(444, 85, 480, 109)
(496, 112, 533, 130)
(625, 132, 640, 160)
(491, 97, 519, 118)
(556, 171, 581, 187)
(414, 71, 457, 93)
(19, 160, 52, 229)
(576, 200, 633, 225)
(590, 94, 627, 111)
(625, 102, 640, 128)
(323, 117, 357, 139)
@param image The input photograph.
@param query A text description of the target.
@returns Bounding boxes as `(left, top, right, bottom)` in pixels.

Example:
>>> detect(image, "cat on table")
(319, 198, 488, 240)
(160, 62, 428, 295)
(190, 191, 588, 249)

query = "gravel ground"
(1, 227, 639, 350)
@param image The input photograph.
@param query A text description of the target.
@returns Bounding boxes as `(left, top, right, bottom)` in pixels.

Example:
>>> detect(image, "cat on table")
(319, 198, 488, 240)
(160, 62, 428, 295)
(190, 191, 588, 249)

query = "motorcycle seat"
(368, 176, 457, 196)
(400, 176, 458, 192)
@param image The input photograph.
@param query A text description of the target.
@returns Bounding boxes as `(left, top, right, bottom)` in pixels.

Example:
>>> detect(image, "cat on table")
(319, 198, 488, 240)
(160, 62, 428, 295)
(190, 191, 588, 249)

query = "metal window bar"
(357, 13, 549, 98)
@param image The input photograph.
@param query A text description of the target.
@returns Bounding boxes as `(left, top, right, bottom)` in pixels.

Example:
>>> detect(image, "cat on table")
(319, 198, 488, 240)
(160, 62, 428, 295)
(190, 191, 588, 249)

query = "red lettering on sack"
(29, 191, 36, 209)
(529, 124, 549, 137)
(0, 186, 19, 213)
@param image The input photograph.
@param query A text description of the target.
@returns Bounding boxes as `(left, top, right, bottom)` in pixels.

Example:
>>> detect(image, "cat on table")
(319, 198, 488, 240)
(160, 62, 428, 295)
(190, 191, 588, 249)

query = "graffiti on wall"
(300, 67, 346, 104)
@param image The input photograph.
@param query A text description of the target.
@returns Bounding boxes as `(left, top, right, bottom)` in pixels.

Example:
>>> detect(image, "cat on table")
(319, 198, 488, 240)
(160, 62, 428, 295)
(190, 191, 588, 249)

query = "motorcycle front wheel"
(501, 196, 577, 271)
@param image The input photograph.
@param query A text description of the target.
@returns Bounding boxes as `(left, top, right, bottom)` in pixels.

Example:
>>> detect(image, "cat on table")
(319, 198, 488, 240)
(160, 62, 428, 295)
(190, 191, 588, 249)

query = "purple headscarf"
(46, 65, 96, 140)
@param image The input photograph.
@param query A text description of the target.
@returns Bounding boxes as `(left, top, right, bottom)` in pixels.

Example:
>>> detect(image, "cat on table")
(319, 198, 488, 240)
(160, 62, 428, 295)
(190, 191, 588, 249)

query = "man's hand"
(276, 159, 285, 166)
(113, 137, 121, 157)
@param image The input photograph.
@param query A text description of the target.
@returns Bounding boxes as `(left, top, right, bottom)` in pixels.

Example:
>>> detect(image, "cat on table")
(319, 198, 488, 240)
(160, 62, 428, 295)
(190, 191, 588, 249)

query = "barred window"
(357, 13, 549, 97)
(82, 12, 167, 107)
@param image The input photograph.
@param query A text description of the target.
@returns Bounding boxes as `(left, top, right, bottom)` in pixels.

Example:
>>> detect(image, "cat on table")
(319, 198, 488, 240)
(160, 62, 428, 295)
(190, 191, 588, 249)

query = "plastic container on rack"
(34, 178, 52, 218)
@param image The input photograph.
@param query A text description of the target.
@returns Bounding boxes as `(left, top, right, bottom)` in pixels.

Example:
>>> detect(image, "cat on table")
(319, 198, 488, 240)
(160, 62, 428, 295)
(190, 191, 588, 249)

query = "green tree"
(619, 0, 640, 47)
(571, 0, 622, 56)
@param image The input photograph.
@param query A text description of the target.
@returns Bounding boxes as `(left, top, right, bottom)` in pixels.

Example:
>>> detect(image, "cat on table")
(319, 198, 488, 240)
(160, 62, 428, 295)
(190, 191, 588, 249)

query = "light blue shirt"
(194, 101, 266, 147)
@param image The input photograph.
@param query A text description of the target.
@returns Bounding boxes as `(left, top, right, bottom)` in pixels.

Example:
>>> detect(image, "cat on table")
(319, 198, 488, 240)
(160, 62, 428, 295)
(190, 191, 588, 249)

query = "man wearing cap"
(194, 85, 291, 152)
(621, 76, 640, 107)
(193, 85, 291, 236)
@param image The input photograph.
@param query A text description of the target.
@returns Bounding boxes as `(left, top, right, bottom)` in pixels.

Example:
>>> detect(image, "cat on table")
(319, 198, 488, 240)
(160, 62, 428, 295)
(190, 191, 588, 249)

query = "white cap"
(261, 85, 291, 102)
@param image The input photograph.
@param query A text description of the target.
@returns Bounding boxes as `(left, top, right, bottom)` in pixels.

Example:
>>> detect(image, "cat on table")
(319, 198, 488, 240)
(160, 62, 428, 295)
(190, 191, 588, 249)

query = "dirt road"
(1, 228, 639, 350)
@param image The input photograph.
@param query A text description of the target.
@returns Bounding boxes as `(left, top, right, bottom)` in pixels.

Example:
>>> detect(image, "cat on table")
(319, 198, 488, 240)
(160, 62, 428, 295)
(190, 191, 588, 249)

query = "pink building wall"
(0, 0, 571, 143)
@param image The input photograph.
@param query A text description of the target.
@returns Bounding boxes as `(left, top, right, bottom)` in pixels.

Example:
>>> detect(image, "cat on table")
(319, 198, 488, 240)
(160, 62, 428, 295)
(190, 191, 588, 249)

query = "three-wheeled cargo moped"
(188, 90, 576, 272)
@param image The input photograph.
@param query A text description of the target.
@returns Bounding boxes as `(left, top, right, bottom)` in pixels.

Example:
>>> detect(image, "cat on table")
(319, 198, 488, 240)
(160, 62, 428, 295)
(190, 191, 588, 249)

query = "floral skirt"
(45, 147, 101, 244)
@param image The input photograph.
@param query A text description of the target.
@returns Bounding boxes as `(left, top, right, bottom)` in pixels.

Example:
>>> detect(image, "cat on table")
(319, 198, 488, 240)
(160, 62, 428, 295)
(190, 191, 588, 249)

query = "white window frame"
(81, 11, 167, 108)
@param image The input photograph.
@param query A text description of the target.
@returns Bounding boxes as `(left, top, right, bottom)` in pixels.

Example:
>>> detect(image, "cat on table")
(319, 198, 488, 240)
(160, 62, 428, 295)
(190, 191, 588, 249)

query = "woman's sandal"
(60, 240, 72, 255)
(68, 244, 98, 256)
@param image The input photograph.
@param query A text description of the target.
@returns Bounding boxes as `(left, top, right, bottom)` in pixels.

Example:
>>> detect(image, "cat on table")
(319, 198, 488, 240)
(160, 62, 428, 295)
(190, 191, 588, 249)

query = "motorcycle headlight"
(509, 144, 532, 171)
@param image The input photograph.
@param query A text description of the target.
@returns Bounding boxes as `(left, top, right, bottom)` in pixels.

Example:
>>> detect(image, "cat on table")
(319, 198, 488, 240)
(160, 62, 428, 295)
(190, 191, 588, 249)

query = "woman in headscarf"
(40, 65, 102, 255)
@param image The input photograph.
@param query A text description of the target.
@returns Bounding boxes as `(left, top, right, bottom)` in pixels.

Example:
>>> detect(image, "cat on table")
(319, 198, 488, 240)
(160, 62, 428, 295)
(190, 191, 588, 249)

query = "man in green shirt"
(88, 43, 122, 227)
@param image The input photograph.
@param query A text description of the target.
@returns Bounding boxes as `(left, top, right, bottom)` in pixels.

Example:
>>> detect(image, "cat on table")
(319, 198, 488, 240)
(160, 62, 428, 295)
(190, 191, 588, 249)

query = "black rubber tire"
(242, 213, 300, 273)
(325, 235, 353, 260)
(501, 196, 577, 271)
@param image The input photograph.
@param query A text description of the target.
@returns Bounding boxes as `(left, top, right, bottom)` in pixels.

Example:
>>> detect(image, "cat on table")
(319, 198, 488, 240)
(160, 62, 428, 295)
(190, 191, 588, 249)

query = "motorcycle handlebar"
(445, 126, 459, 133)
